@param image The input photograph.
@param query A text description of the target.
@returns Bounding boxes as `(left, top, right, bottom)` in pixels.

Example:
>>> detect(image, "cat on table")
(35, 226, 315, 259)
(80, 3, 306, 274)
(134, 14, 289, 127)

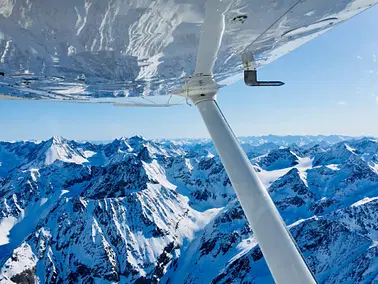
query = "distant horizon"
(1, 133, 376, 144)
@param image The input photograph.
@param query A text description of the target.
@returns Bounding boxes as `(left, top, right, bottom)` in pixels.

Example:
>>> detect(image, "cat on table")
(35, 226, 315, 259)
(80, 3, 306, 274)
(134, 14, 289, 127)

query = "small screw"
(231, 15, 248, 24)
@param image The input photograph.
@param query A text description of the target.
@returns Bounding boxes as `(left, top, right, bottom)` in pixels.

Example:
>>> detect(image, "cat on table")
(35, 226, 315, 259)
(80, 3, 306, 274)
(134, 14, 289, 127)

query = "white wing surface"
(0, 0, 376, 103)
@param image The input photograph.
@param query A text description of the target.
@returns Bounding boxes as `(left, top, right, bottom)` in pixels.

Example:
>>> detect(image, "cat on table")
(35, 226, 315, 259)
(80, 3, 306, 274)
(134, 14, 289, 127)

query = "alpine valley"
(1, 135, 378, 284)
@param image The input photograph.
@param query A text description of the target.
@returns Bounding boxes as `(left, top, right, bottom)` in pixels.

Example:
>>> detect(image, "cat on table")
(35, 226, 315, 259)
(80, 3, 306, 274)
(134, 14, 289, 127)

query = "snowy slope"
(1, 135, 378, 283)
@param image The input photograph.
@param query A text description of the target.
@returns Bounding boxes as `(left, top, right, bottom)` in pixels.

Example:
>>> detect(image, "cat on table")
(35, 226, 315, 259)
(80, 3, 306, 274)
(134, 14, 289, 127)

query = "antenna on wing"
(242, 51, 284, 86)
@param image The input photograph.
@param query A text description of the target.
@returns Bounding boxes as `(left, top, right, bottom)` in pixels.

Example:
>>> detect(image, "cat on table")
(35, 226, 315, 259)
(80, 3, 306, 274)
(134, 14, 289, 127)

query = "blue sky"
(0, 5, 377, 141)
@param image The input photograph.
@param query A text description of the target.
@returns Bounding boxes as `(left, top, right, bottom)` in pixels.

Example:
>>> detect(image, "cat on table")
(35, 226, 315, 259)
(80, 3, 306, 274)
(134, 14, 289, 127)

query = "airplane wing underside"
(0, 0, 376, 104)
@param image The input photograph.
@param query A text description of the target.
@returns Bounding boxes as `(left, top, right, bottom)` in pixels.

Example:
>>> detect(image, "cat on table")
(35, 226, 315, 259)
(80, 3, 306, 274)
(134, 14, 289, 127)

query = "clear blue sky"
(0, 6, 377, 141)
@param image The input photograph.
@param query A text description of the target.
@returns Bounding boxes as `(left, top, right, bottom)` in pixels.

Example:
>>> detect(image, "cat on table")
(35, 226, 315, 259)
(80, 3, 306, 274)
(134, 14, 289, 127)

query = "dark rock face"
(10, 268, 36, 284)
(1, 136, 378, 284)
(253, 147, 300, 171)
(83, 157, 149, 198)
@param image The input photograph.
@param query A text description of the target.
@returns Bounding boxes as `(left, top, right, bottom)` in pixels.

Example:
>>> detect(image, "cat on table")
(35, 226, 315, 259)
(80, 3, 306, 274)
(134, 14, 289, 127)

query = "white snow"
(29, 169, 39, 182)
(345, 143, 357, 154)
(288, 216, 318, 229)
(257, 167, 292, 188)
(60, 190, 69, 197)
(369, 240, 378, 249)
(326, 164, 341, 171)
(82, 150, 96, 158)
(0, 216, 17, 245)
(40, 197, 48, 206)
(351, 197, 378, 207)
(0, 243, 37, 279)
(44, 142, 88, 165)
(143, 160, 176, 190)
(54, 85, 88, 96)
(235, 236, 259, 254)
(370, 163, 378, 174)
(257, 156, 313, 188)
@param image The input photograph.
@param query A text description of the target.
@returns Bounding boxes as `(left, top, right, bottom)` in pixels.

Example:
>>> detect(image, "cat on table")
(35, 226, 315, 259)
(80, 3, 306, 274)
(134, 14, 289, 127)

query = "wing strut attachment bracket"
(242, 52, 284, 87)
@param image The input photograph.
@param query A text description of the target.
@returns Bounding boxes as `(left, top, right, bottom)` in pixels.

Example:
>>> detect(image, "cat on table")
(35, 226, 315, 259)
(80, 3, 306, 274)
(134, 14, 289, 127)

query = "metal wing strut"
(184, 1, 316, 283)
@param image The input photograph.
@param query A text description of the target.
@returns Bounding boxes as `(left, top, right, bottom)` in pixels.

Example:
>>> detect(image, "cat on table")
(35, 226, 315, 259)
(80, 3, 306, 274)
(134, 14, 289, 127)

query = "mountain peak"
(18, 136, 88, 168)
(127, 135, 147, 145)
(48, 135, 67, 145)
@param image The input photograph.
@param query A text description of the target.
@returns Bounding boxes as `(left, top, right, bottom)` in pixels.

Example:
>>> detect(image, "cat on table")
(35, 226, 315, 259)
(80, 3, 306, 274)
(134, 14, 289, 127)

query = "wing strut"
(193, 94, 316, 284)
(182, 1, 316, 283)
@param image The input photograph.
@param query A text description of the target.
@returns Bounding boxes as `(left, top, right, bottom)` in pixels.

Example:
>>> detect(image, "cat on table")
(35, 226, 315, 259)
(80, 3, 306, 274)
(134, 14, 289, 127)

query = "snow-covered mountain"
(1, 135, 378, 283)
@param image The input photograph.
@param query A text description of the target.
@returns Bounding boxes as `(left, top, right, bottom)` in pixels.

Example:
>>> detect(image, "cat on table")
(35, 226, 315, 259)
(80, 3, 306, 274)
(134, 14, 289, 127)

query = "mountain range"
(1, 135, 378, 283)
